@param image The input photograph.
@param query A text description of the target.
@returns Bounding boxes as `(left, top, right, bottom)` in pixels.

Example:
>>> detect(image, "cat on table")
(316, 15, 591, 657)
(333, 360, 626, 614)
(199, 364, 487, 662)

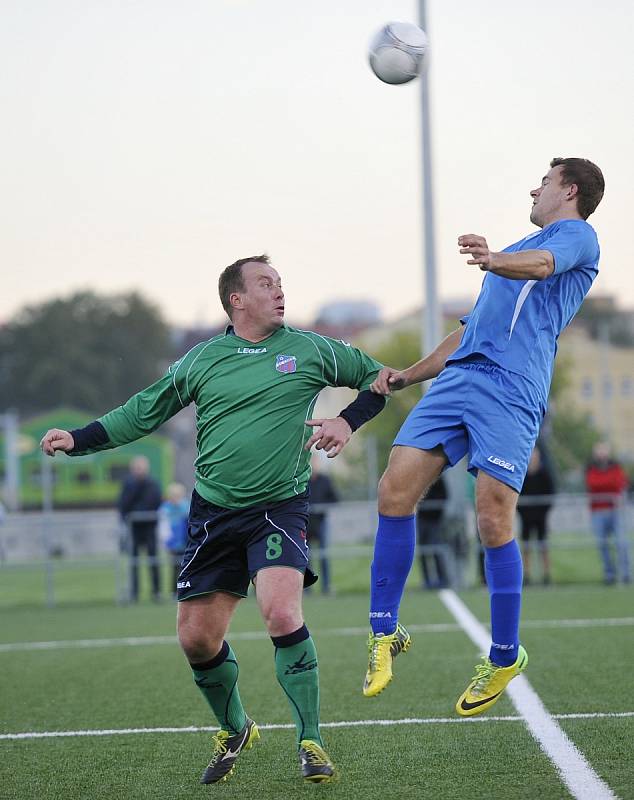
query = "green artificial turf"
(1, 586, 632, 800)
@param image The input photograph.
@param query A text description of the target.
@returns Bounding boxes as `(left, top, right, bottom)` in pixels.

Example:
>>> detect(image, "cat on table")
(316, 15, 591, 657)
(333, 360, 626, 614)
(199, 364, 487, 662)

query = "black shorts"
(176, 489, 317, 601)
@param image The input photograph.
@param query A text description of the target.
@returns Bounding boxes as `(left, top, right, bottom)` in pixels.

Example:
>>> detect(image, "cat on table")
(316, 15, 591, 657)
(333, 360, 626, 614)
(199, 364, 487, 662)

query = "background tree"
(545, 353, 601, 486)
(0, 291, 171, 415)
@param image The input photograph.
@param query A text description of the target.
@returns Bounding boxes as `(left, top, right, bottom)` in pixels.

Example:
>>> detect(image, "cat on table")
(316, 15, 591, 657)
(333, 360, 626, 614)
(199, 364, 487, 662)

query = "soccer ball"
(368, 21, 428, 85)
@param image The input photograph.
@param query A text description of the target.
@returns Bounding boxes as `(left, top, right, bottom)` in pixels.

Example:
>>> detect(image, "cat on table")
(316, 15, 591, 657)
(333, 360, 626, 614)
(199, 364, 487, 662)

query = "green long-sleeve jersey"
(77, 324, 382, 508)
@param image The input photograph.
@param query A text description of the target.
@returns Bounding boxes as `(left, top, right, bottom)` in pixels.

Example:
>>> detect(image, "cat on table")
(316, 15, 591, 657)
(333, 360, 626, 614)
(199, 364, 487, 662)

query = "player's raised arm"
(39, 358, 195, 458)
(458, 234, 554, 280)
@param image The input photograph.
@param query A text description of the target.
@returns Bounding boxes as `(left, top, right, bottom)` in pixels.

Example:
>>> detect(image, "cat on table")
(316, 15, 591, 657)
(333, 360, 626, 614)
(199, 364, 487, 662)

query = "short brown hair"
(218, 254, 270, 318)
(550, 157, 604, 220)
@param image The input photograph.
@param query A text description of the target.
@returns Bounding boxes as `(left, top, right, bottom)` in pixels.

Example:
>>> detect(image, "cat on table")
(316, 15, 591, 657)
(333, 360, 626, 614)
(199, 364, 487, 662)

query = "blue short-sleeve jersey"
(447, 219, 600, 401)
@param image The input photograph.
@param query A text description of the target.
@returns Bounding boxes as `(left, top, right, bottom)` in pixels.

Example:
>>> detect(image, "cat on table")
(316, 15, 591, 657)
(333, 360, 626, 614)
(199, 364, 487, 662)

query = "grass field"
(1, 570, 633, 800)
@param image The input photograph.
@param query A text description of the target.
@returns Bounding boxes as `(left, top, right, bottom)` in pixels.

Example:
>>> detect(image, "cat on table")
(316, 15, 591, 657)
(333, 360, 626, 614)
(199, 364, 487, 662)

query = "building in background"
(0, 409, 173, 509)
(557, 321, 634, 461)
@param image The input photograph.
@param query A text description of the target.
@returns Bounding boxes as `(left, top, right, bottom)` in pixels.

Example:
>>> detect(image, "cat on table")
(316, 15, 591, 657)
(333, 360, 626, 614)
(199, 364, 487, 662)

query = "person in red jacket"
(585, 442, 630, 584)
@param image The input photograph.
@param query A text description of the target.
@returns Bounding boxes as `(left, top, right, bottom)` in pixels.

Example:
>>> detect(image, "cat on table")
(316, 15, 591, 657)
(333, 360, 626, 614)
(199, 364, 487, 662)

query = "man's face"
(593, 442, 610, 464)
(233, 262, 285, 331)
(131, 456, 150, 478)
(529, 165, 572, 227)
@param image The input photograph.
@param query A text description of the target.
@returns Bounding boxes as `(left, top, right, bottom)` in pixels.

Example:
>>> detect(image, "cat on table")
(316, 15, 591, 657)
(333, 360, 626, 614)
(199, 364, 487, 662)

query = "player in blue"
(362, 158, 605, 714)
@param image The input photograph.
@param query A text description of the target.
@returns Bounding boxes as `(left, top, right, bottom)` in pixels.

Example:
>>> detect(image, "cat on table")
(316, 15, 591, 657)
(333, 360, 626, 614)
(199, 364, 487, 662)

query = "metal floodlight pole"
(417, 2, 466, 539)
(418, 0, 442, 366)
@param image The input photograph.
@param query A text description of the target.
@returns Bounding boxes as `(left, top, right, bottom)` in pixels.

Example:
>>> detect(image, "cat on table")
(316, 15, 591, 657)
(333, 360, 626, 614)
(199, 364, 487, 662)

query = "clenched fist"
(40, 429, 75, 457)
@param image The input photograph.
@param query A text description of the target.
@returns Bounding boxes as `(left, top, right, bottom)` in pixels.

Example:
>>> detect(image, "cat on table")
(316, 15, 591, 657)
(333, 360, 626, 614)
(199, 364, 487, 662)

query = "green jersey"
(78, 325, 382, 508)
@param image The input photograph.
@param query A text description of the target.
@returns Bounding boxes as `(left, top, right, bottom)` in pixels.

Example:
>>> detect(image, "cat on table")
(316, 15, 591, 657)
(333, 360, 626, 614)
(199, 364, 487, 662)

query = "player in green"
(40, 255, 386, 785)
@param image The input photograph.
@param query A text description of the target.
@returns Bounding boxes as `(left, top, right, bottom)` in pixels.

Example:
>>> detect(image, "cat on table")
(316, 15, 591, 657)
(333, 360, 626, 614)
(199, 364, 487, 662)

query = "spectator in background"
(119, 456, 163, 602)
(585, 442, 630, 585)
(306, 457, 338, 595)
(517, 447, 555, 585)
(416, 475, 449, 589)
(161, 483, 190, 597)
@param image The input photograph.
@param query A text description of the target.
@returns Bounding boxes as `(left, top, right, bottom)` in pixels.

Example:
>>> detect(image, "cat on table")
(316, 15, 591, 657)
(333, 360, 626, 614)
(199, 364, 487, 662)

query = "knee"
(477, 508, 513, 548)
(260, 604, 302, 638)
(378, 469, 418, 516)
(177, 620, 224, 664)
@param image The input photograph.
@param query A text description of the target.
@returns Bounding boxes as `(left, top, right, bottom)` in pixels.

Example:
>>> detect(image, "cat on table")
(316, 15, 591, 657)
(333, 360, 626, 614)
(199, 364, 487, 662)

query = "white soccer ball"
(368, 21, 428, 85)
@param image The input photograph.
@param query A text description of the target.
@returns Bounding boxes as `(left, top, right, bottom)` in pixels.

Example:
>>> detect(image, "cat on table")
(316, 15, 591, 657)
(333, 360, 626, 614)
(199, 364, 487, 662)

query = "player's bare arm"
(370, 327, 464, 396)
(304, 417, 352, 458)
(458, 234, 554, 280)
(40, 428, 75, 456)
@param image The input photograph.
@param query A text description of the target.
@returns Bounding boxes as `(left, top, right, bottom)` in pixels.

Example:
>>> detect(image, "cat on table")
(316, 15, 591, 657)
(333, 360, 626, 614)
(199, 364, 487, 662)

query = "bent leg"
(178, 591, 240, 660)
(370, 446, 447, 633)
(256, 567, 322, 746)
(476, 472, 523, 666)
(178, 592, 247, 734)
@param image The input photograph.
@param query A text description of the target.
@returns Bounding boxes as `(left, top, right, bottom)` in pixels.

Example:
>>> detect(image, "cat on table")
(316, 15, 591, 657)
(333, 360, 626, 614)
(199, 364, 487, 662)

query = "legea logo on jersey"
(275, 354, 297, 374)
(487, 455, 516, 472)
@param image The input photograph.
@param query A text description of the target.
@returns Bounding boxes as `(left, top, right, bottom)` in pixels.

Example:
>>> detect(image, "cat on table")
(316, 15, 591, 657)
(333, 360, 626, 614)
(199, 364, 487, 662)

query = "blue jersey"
(448, 219, 600, 402)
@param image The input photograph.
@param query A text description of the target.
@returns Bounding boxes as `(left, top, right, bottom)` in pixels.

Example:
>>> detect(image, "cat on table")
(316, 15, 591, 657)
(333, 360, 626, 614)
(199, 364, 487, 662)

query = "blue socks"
(485, 539, 523, 667)
(369, 514, 416, 634)
(370, 515, 523, 665)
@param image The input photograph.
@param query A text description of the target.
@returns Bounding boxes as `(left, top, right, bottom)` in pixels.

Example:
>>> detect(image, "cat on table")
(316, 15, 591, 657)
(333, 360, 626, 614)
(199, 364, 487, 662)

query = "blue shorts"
(177, 489, 317, 601)
(394, 357, 546, 492)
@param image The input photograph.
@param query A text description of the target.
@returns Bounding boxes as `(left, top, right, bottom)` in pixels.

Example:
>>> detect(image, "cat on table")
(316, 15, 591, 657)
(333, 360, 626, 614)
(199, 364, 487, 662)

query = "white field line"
(2, 616, 633, 653)
(439, 589, 617, 800)
(2, 711, 633, 741)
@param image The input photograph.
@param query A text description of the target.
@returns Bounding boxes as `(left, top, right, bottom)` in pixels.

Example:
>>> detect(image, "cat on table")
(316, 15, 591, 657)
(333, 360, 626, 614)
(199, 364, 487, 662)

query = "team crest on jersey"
(275, 354, 297, 374)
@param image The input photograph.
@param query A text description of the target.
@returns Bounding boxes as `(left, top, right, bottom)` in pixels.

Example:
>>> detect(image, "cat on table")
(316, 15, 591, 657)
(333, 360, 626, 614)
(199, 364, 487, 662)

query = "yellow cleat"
(363, 623, 411, 697)
(456, 646, 528, 717)
(200, 718, 260, 784)
(299, 740, 336, 783)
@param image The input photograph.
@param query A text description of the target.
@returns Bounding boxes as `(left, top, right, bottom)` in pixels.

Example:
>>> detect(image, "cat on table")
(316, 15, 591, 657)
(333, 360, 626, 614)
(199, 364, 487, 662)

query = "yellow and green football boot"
(298, 740, 336, 783)
(456, 646, 528, 716)
(200, 718, 260, 784)
(363, 623, 411, 697)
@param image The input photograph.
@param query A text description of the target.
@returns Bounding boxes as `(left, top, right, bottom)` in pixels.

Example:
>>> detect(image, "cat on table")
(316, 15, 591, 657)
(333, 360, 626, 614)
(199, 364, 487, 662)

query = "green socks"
(272, 624, 322, 746)
(190, 626, 323, 746)
(190, 641, 247, 735)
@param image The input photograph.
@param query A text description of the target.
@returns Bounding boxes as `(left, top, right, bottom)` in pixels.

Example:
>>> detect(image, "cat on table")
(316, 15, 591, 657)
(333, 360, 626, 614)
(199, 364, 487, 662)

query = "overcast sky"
(2, 0, 632, 329)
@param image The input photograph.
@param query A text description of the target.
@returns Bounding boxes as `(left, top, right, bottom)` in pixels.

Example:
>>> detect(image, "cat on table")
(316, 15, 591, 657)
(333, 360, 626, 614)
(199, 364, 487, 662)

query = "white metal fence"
(0, 495, 631, 606)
